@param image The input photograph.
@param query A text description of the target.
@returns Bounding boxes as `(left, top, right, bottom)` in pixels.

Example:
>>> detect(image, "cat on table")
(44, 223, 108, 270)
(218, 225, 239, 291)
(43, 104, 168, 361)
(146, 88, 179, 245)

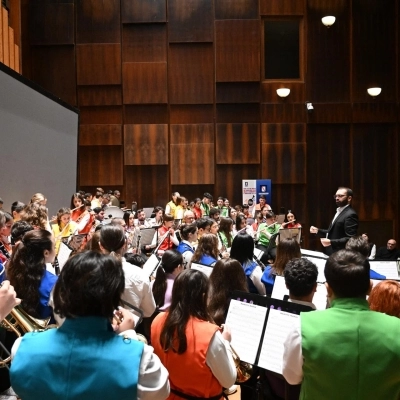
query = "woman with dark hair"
(230, 232, 266, 295)
(218, 217, 234, 251)
(70, 193, 94, 234)
(100, 224, 156, 318)
(7, 229, 57, 318)
(176, 223, 197, 268)
(151, 269, 236, 399)
(123, 211, 135, 232)
(192, 198, 202, 220)
(262, 238, 301, 295)
(236, 214, 254, 238)
(150, 206, 164, 226)
(281, 210, 302, 229)
(191, 233, 219, 267)
(149, 213, 179, 256)
(152, 250, 183, 310)
(208, 258, 248, 326)
(10, 251, 169, 400)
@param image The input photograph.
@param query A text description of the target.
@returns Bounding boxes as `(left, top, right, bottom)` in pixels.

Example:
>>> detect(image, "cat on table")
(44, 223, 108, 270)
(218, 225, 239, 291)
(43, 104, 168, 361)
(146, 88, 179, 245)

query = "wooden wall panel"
(2, 7, 9, 66)
(170, 105, 215, 124)
(122, 62, 167, 104)
(215, 0, 258, 19)
(216, 20, 260, 82)
(352, 124, 397, 221)
(8, 27, 14, 70)
(122, 24, 166, 63)
(29, 3, 74, 45)
(262, 124, 306, 143)
(216, 123, 260, 164)
(170, 143, 214, 185)
(261, 82, 304, 104)
(307, 0, 350, 102)
(79, 125, 122, 146)
(260, 0, 305, 15)
(217, 104, 260, 123)
(76, 0, 120, 44)
(9, 0, 21, 47)
(352, 0, 397, 102)
(124, 105, 169, 124)
(79, 146, 123, 186)
(76, 44, 121, 85)
(352, 103, 398, 123)
(169, 44, 214, 104)
(306, 104, 352, 124)
(80, 106, 122, 124)
(168, 0, 213, 42)
(262, 143, 306, 184)
(31, 46, 76, 106)
(121, 0, 166, 23)
(78, 86, 122, 106)
(170, 124, 214, 144)
(216, 82, 260, 103)
(261, 104, 306, 123)
(124, 124, 168, 165)
(0, 7, 3, 63)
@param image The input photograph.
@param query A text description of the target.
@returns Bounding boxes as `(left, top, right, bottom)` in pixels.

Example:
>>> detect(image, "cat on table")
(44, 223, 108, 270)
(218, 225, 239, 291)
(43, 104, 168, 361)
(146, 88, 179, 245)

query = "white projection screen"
(0, 64, 79, 216)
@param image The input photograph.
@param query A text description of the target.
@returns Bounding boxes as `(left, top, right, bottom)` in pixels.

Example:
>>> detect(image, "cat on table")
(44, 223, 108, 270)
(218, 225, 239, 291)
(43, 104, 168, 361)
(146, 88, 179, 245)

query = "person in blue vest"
(190, 233, 219, 267)
(176, 223, 197, 269)
(283, 250, 400, 400)
(10, 251, 169, 400)
(230, 232, 266, 295)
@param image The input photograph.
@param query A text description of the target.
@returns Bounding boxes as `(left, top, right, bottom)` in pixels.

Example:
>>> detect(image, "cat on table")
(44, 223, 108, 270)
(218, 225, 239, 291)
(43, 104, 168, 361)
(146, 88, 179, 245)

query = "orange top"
(151, 313, 222, 400)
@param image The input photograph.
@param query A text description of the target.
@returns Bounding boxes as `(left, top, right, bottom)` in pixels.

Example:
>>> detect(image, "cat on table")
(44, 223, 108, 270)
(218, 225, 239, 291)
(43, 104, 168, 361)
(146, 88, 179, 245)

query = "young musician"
(175, 223, 197, 269)
(70, 193, 94, 234)
(149, 213, 179, 256)
(200, 192, 213, 217)
(256, 211, 281, 261)
(280, 210, 302, 229)
(51, 208, 78, 255)
(191, 234, 219, 267)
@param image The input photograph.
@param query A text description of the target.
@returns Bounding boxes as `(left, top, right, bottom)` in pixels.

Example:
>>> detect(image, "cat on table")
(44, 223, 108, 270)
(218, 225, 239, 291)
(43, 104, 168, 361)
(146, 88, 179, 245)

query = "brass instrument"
(230, 344, 253, 383)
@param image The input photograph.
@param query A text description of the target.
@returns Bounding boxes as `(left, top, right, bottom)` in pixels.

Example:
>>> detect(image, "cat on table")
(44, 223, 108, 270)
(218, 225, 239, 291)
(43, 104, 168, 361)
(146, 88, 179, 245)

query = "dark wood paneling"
(307, 0, 350, 102)
(306, 104, 352, 124)
(79, 125, 122, 146)
(31, 46, 76, 105)
(76, 0, 120, 44)
(260, 0, 305, 15)
(124, 124, 168, 165)
(76, 44, 121, 85)
(262, 124, 306, 143)
(77, 86, 122, 106)
(262, 143, 306, 184)
(217, 104, 260, 123)
(216, 165, 260, 206)
(122, 24, 167, 63)
(215, 0, 258, 19)
(353, 124, 397, 221)
(216, 123, 260, 164)
(216, 20, 260, 82)
(352, 103, 398, 123)
(170, 105, 215, 124)
(170, 143, 214, 184)
(169, 44, 214, 104)
(29, 3, 74, 45)
(79, 146, 123, 186)
(352, 0, 397, 102)
(121, 0, 166, 23)
(170, 124, 214, 144)
(261, 104, 306, 123)
(80, 106, 122, 124)
(261, 82, 304, 104)
(168, 0, 213, 42)
(124, 105, 169, 124)
(122, 62, 167, 104)
(216, 82, 260, 103)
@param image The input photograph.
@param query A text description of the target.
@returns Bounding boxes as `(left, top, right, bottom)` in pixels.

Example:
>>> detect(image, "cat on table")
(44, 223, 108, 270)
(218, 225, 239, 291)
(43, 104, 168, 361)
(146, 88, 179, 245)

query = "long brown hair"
(192, 233, 219, 263)
(160, 269, 212, 354)
(272, 238, 301, 275)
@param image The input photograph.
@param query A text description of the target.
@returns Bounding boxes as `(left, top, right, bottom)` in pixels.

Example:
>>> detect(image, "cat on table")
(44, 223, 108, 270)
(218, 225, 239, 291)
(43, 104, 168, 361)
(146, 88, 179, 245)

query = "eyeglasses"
(387, 242, 396, 246)
(333, 194, 346, 199)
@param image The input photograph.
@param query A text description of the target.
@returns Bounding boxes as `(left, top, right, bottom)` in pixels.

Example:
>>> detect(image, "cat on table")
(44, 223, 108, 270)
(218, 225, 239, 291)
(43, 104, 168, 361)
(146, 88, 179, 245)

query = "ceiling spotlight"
(276, 88, 290, 98)
(367, 87, 382, 97)
(305, 102, 314, 112)
(322, 16, 336, 27)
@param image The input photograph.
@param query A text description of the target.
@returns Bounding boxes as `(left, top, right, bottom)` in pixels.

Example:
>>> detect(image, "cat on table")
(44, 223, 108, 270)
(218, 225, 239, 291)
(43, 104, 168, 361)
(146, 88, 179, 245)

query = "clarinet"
(253, 253, 266, 271)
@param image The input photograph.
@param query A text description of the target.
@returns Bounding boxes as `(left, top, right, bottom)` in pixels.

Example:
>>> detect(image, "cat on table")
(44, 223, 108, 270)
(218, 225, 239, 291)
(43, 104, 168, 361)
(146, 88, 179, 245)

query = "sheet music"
(271, 276, 288, 301)
(303, 256, 326, 282)
(139, 228, 157, 246)
(225, 300, 268, 365)
(369, 261, 399, 280)
(313, 283, 328, 310)
(190, 262, 213, 277)
(58, 242, 73, 270)
(142, 254, 160, 278)
(301, 249, 328, 259)
(258, 308, 299, 373)
(254, 248, 264, 259)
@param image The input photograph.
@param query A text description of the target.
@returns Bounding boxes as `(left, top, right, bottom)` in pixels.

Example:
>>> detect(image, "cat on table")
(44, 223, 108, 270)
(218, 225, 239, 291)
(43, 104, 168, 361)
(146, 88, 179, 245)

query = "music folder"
(225, 291, 312, 375)
(139, 227, 159, 247)
(369, 260, 400, 280)
(142, 253, 161, 278)
(279, 227, 301, 243)
(190, 262, 213, 277)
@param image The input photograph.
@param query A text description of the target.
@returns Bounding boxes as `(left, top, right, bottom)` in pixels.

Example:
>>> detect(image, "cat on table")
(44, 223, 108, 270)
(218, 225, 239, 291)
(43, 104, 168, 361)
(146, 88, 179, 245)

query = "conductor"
(310, 187, 358, 255)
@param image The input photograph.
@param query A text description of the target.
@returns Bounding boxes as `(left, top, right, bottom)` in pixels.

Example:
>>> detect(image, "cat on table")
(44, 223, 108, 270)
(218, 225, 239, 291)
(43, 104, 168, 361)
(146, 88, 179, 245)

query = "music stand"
(278, 228, 301, 243)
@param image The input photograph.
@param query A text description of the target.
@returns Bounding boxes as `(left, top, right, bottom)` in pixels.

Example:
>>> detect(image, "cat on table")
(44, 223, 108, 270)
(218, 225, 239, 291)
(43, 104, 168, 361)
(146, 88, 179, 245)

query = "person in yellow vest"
(165, 192, 180, 218)
(51, 207, 78, 255)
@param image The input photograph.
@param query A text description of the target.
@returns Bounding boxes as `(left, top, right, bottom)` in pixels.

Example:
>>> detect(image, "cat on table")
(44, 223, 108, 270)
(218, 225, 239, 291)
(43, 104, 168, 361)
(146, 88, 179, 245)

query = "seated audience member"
(151, 269, 236, 399)
(368, 280, 400, 318)
(176, 223, 197, 268)
(362, 233, 376, 259)
(262, 238, 301, 295)
(209, 208, 220, 223)
(11, 201, 25, 222)
(10, 251, 169, 400)
(191, 233, 219, 267)
(208, 258, 248, 326)
(376, 239, 400, 261)
(283, 250, 400, 399)
(284, 258, 318, 309)
(230, 232, 266, 295)
(99, 225, 156, 318)
(345, 235, 385, 279)
(151, 250, 183, 311)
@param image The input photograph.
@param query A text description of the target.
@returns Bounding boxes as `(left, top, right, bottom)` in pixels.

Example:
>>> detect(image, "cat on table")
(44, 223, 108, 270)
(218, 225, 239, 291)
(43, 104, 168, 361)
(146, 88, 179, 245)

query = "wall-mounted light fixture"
(367, 87, 382, 97)
(321, 16, 336, 27)
(276, 88, 290, 98)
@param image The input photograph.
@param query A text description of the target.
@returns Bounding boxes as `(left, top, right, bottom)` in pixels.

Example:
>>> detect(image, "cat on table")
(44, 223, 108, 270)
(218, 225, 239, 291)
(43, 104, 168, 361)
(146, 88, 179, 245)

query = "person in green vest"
(283, 249, 400, 400)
